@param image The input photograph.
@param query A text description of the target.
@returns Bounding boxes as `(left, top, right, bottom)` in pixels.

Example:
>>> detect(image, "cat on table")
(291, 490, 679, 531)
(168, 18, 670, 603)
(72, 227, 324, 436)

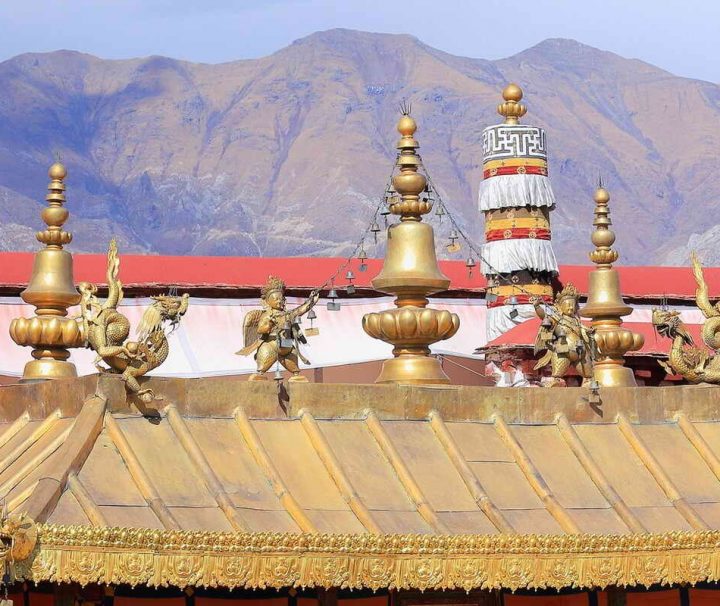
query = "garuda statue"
(531, 283, 594, 386)
(652, 253, 720, 383)
(237, 276, 319, 381)
(78, 239, 189, 402)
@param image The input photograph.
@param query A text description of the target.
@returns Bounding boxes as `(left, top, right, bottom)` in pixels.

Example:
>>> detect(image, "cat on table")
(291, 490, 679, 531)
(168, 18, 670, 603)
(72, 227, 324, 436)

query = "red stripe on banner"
(485, 228, 552, 241)
(487, 294, 553, 309)
(483, 165, 548, 179)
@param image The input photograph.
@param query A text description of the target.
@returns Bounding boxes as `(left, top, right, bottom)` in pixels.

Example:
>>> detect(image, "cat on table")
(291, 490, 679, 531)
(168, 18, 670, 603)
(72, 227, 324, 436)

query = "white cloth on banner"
(481, 238, 559, 275)
(0, 296, 488, 378)
(478, 174, 555, 211)
(486, 303, 537, 342)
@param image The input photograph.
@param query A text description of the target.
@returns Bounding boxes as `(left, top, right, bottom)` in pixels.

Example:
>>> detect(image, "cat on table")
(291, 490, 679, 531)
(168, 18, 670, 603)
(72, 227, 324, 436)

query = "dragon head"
(652, 309, 693, 345)
(136, 292, 190, 340)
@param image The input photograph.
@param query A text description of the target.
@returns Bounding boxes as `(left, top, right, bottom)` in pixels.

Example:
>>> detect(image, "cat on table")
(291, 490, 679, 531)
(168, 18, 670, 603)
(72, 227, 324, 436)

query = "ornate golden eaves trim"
(14, 525, 720, 591)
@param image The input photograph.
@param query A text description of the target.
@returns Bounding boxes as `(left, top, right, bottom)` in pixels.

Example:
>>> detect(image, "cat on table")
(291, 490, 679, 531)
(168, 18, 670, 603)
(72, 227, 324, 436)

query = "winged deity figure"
(652, 252, 720, 383)
(77, 239, 189, 402)
(237, 276, 320, 381)
(531, 283, 594, 386)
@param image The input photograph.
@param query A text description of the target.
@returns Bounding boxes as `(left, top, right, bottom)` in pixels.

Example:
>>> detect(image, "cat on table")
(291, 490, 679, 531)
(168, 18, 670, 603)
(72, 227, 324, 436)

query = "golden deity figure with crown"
(238, 276, 320, 381)
(531, 284, 594, 386)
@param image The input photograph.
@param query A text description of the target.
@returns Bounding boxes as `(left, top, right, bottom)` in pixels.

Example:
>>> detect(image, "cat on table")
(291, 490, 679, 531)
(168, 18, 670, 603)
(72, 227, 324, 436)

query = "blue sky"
(1, 0, 717, 82)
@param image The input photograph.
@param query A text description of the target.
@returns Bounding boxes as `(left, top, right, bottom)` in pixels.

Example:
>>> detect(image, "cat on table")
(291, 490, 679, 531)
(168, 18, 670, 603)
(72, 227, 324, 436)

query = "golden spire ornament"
(9, 162, 84, 380)
(362, 110, 460, 384)
(579, 183, 644, 387)
(497, 83, 527, 125)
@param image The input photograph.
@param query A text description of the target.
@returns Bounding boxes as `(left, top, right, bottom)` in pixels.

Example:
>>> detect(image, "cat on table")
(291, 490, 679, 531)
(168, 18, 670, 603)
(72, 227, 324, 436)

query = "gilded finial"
(392, 109, 429, 220)
(363, 111, 460, 384)
(580, 183, 644, 387)
(37, 161, 73, 248)
(497, 83, 527, 125)
(9, 160, 84, 380)
(589, 184, 619, 267)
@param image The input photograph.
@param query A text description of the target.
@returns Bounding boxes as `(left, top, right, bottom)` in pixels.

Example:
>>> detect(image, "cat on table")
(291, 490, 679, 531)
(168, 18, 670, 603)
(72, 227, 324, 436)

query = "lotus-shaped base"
(10, 316, 85, 380)
(10, 316, 85, 349)
(362, 306, 460, 384)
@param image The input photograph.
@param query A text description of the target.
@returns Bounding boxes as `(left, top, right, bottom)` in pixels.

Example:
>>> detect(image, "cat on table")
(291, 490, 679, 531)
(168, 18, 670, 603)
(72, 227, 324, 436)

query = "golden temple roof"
(4, 375, 720, 536)
(3, 376, 720, 590)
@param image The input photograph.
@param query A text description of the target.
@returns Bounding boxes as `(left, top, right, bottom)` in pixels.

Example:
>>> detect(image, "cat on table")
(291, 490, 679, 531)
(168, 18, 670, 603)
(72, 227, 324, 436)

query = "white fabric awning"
(0, 296, 488, 378)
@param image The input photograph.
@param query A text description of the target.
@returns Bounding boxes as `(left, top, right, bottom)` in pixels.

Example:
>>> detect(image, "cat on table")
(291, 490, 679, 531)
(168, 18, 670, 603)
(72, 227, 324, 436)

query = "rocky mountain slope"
(1, 29, 718, 265)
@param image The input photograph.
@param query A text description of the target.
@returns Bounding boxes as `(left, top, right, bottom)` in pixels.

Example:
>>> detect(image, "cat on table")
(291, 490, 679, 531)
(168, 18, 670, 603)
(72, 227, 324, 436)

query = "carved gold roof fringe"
(104, 412, 181, 530)
(166, 406, 248, 532)
(299, 409, 381, 534)
(364, 409, 447, 533)
(493, 413, 580, 533)
(233, 407, 317, 533)
(15, 524, 720, 591)
(428, 410, 514, 533)
(616, 413, 707, 530)
(555, 413, 645, 533)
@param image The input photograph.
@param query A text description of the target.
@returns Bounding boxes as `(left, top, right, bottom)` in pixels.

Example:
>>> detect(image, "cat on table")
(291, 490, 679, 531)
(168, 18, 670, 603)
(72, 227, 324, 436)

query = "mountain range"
(1, 29, 719, 266)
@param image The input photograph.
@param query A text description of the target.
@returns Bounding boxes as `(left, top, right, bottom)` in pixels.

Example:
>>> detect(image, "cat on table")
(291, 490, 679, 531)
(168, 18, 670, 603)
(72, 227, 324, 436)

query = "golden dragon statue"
(78, 239, 190, 401)
(237, 275, 319, 381)
(652, 252, 720, 383)
(531, 283, 594, 386)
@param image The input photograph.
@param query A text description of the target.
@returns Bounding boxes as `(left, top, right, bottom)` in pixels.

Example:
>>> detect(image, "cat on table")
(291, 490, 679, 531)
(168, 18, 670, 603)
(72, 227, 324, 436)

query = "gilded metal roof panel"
(317, 420, 415, 511)
(5, 448, 62, 507)
(631, 506, 693, 532)
(382, 421, 478, 512)
(11, 397, 720, 536)
(692, 422, 720, 454)
(0, 417, 72, 489)
(502, 509, 563, 534)
(437, 511, 500, 534)
(446, 422, 514, 462)
(305, 509, 367, 533)
(77, 431, 147, 507)
(98, 505, 164, 529)
(47, 489, 90, 526)
(117, 416, 216, 508)
(636, 424, 720, 503)
(574, 424, 671, 507)
(511, 425, 608, 509)
(0, 420, 41, 460)
(237, 508, 301, 533)
(468, 461, 544, 509)
(252, 420, 347, 511)
(169, 506, 235, 532)
(689, 502, 720, 528)
(566, 508, 627, 534)
(369, 510, 433, 534)
(184, 418, 285, 510)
